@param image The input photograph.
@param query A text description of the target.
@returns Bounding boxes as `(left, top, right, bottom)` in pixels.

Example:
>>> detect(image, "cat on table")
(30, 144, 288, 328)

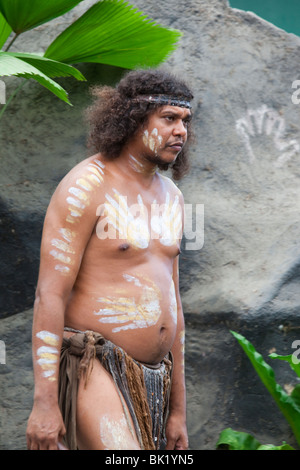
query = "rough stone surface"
(1, 0, 300, 450)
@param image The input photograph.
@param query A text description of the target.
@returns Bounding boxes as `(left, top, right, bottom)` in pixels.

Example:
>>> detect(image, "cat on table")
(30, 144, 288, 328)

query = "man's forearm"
(31, 292, 65, 402)
(165, 313, 188, 450)
(26, 292, 67, 450)
(169, 314, 186, 416)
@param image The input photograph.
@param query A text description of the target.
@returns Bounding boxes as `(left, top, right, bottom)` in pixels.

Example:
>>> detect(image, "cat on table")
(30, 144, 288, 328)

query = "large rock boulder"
(1, 0, 300, 450)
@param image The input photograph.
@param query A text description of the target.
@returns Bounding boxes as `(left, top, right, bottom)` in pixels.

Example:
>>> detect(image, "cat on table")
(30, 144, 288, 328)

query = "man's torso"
(49, 155, 183, 364)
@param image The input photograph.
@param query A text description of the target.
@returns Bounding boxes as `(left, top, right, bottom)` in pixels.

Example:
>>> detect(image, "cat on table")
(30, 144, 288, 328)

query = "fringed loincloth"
(58, 329, 173, 450)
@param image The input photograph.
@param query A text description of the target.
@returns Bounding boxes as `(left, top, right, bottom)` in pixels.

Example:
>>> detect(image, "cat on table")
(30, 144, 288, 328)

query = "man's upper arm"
(37, 164, 102, 300)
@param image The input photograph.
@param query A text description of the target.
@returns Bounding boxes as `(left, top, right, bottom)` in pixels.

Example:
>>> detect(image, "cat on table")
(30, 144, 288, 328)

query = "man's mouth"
(167, 142, 183, 151)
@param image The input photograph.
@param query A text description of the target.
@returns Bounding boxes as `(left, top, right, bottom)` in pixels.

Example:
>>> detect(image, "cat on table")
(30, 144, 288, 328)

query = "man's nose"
(173, 120, 187, 138)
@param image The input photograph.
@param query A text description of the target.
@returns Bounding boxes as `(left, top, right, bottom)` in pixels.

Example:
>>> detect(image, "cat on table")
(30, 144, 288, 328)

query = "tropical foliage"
(216, 331, 300, 450)
(216, 428, 294, 450)
(0, 0, 181, 106)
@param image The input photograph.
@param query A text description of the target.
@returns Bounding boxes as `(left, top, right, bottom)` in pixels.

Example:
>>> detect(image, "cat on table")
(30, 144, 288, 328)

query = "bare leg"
(76, 359, 141, 450)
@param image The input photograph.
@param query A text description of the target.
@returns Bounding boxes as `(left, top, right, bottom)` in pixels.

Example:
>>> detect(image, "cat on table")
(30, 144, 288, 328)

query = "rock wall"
(1, 0, 300, 450)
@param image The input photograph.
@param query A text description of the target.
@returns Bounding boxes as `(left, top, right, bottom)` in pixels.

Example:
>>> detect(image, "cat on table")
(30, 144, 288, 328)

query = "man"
(26, 69, 194, 450)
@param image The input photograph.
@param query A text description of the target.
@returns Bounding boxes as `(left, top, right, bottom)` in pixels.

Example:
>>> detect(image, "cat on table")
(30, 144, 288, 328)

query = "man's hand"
(26, 401, 66, 450)
(165, 412, 189, 450)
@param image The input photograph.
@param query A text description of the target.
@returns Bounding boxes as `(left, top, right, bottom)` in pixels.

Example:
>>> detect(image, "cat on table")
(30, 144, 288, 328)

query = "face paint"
(151, 192, 182, 246)
(100, 414, 138, 450)
(104, 190, 150, 249)
(94, 274, 161, 333)
(143, 128, 163, 153)
(36, 330, 59, 381)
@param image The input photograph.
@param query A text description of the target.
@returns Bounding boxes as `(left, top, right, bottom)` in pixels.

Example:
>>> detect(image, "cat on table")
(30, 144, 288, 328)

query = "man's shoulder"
(54, 154, 105, 194)
(59, 154, 105, 185)
(49, 153, 106, 215)
(157, 172, 184, 200)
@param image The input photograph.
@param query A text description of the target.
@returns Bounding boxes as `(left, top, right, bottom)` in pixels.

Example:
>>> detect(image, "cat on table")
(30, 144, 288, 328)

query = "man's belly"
(64, 271, 178, 364)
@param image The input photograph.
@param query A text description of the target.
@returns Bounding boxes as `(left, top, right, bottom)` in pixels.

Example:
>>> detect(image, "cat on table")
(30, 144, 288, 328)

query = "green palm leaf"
(0, 0, 83, 35)
(4, 52, 86, 81)
(231, 331, 300, 446)
(44, 0, 181, 69)
(0, 11, 12, 49)
(0, 51, 85, 104)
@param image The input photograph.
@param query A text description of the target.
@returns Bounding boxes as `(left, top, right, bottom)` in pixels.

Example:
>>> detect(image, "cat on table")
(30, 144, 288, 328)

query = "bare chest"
(94, 186, 183, 253)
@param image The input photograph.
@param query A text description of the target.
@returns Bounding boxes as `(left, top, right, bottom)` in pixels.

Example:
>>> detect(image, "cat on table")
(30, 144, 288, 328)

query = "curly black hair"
(85, 68, 194, 180)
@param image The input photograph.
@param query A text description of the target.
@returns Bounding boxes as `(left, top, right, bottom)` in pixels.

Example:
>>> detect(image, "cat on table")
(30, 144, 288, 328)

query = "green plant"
(0, 0, 181, 111)
(216, 330, 300, 450)
(216, 428, 294, 450)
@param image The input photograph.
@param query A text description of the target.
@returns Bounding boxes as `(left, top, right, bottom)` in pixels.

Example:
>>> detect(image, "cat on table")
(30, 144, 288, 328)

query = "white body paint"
(143, 128, 163, 153)
(76, 178, 93, 192)
(236, 104, 300, 168)
(179, 330, 185, 373)
(169, 280, 178, 325)
(94, 274, 162, 333)
(36, 330, 59, 345)
(151, 192, 182, 245)
(68, 186, 89, 202)
(97, 190, 182, 248)
(50, 159, 105, 275)
(103, 190, 150, 248)
(51, 238, 75, 254)
(36, 330, 60, 381)
(50, 250, 72, 265)
(66, 197, 86, 210)
(59, 228, 76, 243)
(129, 154, 147, 174)
(100, 414, 138, 450)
